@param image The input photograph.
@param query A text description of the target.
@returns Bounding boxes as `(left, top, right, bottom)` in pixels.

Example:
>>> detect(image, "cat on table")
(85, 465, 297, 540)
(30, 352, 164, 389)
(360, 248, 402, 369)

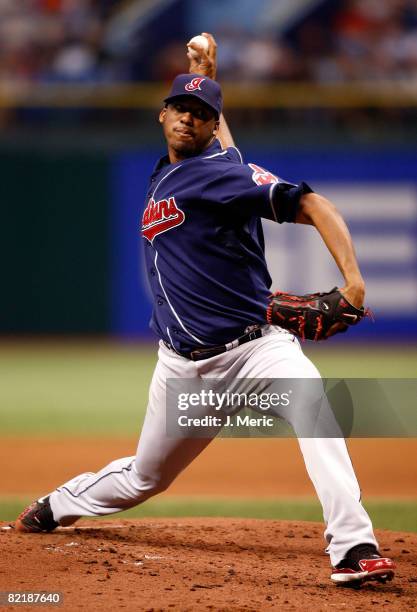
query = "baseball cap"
(164, 73, 223, 119)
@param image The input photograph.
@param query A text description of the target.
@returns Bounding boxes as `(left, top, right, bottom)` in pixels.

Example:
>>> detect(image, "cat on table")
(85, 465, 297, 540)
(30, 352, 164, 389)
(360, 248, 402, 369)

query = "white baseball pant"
(49, 326, 377, 565)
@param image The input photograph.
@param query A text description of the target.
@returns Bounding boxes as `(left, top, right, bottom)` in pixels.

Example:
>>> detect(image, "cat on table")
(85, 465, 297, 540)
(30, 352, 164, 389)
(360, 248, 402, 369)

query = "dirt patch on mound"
(0, 519, 415, 611)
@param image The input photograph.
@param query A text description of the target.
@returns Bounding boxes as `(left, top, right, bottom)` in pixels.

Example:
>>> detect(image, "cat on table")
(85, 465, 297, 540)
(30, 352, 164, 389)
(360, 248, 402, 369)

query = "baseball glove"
(266, 287, 369, 341)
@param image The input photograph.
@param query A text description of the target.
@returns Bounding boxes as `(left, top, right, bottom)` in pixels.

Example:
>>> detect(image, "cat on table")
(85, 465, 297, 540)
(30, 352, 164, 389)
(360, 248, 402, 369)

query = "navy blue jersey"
(141, 139, 312, 353)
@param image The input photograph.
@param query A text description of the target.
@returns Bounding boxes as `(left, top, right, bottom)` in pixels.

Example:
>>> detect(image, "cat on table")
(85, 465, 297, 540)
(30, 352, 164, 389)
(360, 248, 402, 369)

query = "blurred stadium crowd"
(181, 0, 417, 83)
(0, 0, 120, 83)
(1, 0, 417, 84)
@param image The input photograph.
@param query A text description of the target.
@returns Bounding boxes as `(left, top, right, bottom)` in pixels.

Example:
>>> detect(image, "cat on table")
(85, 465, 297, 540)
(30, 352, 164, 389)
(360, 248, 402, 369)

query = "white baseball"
(187, 35, 209, 59)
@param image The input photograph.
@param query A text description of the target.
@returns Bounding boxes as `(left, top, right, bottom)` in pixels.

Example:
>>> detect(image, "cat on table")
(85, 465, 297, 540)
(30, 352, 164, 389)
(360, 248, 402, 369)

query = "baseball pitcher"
(16, 33, 394, 587)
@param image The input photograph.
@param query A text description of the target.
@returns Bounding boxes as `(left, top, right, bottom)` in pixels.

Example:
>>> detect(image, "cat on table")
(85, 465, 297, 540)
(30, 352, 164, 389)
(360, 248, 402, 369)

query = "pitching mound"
(1, 519, 415, 611)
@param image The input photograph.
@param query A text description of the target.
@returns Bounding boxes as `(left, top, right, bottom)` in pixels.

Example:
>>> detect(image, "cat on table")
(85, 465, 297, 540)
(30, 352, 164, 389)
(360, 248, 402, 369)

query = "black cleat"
(15, 496, 59, 533)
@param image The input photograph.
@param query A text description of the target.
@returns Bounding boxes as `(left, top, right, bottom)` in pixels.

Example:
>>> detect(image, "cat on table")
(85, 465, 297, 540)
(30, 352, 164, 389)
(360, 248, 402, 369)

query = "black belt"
(164, 326, 264, 361)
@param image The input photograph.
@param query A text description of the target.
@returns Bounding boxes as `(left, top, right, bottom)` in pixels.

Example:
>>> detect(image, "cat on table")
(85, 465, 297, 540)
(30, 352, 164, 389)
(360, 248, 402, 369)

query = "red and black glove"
(267, 287, 369, 341)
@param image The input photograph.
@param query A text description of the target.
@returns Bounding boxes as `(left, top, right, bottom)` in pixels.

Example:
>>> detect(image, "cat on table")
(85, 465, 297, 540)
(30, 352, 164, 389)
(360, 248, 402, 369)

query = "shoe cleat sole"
(332, 568, 395, 587)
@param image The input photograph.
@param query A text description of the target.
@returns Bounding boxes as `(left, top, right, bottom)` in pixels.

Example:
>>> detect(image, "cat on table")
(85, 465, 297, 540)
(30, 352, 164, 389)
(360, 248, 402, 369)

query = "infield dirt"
(1, 518, 416, 611)
(1, 438, 416, 610)
(1, 438, 417, 497)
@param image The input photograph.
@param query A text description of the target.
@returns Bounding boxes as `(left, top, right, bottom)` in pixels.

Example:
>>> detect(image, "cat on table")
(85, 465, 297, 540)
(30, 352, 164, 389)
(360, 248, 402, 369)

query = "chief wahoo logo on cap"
(185, 77, 206, 92)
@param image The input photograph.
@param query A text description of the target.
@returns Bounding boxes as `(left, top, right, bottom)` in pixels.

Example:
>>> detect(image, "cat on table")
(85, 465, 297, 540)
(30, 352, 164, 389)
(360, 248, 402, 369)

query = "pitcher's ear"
(159, 107, 167, 123)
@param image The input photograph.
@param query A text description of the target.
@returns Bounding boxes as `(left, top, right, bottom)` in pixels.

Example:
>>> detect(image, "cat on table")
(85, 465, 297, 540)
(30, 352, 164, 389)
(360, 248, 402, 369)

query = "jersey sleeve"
(201, 163, 314, 223)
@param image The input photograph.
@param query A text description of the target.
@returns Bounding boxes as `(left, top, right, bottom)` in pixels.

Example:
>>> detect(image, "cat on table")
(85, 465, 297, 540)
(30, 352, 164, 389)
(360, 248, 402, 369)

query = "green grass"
(304, 345, 417, 378)
(0, 342, 416, 436)
(2, 496, 416, 533)
(0, 343, 157, 435)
